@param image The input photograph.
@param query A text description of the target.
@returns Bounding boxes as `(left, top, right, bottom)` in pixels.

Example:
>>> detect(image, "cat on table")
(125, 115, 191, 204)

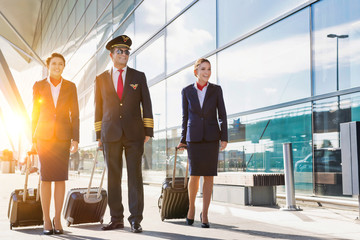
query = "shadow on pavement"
(164, 220, 339, 240)
(12, 227, 107, 240)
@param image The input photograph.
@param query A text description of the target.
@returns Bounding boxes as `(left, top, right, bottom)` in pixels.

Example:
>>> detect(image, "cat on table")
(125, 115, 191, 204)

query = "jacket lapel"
(107, 69, 120, 101)
(42, 81, 56, 110)
(55, 80, 66, 109)
(202, 83, 214, 109)
(121, 67, 132, 101)
(189, 85, 202, 112)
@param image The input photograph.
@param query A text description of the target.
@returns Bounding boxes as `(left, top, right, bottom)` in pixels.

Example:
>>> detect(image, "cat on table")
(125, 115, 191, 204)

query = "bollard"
(281, 143, 301, 211)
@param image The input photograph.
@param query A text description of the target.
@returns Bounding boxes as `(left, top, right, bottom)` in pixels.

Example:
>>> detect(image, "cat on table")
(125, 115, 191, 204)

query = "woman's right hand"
(177, 143, 187, 150)
(30, 143, 37, 154)
(177, 143, 187, 153)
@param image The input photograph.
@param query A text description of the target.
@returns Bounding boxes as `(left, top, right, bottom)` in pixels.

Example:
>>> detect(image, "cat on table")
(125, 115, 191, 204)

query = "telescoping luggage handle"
(85, 147, 106, 204)
(23, 150, 40, 202)
(172, 146, 189, 189)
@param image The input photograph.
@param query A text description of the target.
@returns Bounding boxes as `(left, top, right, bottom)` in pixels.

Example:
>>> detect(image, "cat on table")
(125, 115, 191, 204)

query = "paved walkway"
(1, 172, 360, 240)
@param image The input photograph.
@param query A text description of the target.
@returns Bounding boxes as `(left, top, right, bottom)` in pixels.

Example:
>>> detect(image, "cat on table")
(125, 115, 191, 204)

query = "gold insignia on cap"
(122, 35, 129, 42)
(130, 84, 138, 90)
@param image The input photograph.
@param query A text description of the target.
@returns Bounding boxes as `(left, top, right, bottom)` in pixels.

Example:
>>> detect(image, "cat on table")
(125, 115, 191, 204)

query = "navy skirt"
(37, 139, 71, 181)
(187, 141, 219, 176)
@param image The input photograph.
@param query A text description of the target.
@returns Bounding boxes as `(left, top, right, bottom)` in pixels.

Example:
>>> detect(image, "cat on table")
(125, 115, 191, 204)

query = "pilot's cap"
(105, 35, 132, 50)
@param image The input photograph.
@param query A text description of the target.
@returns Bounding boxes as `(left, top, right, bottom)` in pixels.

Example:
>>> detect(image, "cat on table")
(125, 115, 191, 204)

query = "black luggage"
(8, 151, 43, 229)
(158, 146, 189, 221)
(63, 148, 107, 226)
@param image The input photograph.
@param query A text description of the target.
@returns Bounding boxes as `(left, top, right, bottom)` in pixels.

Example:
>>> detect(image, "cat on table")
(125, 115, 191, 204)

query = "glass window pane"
(97, 4, 112, 49)
(85, 0, 97, 34)
(166, 0, 216, 74)
(166, 66, 194, 129)
(114, 13, 135, 43)
(218, 8, 310, 114)
(217, 0, 308, 46)
(312, 0, 360, 95)
(133, 0, 165, 50)
(166, 0, 193, 22)
(225, 103, 312, 193)
(143, 131, 167, 175)
(150, 81, 166, 131)
(136, 35, 165, 81)
(313, 96, 350, 196)
(113, 0, 135, 32)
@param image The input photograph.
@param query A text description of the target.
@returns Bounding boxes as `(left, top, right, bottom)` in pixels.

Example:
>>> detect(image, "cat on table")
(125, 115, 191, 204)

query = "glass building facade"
(8, 0, 360, 199)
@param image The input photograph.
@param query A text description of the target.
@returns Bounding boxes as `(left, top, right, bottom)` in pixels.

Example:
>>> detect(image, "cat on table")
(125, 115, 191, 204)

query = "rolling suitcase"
(63, 148, 107, 226)
(158, 146, 189, 221)
(8, 151, 43, 229)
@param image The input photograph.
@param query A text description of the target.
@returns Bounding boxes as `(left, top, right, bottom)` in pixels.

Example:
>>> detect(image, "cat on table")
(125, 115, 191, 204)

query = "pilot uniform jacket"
(180, 83, 228, 144)
(94, 67, 154, 142)
(32, 78, 79, 143)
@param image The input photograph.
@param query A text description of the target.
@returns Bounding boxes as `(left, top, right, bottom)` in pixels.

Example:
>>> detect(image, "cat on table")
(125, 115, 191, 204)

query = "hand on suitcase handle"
(28, 145, 37, 155)
(176, 144, 187, 151)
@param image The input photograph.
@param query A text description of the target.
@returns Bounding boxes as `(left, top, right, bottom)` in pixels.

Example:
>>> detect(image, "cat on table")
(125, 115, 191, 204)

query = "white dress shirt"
(47, 76, 63, 108)
(194, 82, 209, 108)
(112, 66, 127, 91)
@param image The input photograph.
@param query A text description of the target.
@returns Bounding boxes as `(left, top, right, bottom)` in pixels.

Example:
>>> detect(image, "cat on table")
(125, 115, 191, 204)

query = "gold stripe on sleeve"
(143, 118, 154, 128)
(94, 121, 102, 131)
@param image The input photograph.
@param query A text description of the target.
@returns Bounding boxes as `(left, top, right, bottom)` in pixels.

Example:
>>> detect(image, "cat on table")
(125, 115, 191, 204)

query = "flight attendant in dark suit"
(177, 58, 228, 228)
(94, 35, 153, 233)
(32, 52, 79, 235)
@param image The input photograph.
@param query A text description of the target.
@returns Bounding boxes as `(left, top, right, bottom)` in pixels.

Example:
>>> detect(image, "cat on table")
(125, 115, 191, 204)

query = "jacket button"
(120, 116, 122, 119)
(120, 103, 123, 106)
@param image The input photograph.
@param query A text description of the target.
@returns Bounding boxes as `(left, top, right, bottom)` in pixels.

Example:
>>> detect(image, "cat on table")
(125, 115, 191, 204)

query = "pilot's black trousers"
(103, 136, 144, 224)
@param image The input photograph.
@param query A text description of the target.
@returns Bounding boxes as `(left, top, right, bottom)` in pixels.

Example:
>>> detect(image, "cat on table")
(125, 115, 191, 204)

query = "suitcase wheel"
(10, 223, 12, 230)
(66, 221, 71, 227)
(161, 217, 165, 221)
(100, 219, 103, 224)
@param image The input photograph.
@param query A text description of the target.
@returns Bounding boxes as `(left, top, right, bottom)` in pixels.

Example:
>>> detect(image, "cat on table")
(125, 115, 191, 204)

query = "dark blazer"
(180, 83, 228, 144)
(32, 78, 79, 143)
(94, 67, 153, 142)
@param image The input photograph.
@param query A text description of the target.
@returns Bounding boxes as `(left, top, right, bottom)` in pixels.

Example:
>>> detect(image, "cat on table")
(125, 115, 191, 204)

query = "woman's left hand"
(70, 141, 79, 153)
(220, 141, 227, 151)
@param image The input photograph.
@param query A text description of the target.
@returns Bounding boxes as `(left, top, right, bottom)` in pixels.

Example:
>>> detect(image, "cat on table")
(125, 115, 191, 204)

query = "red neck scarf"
(50, 76, 61, 86)
(196, 82, 206, 91)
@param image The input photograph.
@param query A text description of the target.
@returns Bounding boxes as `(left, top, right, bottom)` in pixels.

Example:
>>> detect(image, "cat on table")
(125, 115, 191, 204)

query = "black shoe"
(186, 217, 194, 225)
(101, 221, 124, 231)
(43, 229, 53, 235)
(52, 218, 64, 234)
(130, 222, 143, 233)
(200, 213, 210, 228)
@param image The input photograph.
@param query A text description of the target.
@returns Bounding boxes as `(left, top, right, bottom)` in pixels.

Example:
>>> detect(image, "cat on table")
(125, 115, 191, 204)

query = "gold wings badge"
(130, 84, 138, 90)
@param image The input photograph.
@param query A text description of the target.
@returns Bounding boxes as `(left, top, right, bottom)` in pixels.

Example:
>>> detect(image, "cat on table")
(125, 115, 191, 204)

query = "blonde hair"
(194, 58, 210, 77)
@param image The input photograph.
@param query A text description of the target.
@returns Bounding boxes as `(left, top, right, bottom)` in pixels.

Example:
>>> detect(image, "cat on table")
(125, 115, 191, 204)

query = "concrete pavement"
(1, 172, 360, 240)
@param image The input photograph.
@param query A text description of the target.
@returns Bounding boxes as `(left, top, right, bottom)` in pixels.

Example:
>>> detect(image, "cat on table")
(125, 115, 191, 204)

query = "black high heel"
(43, 220, 53, 235)
(200, 212, 210, 228)
(186, 217, 194, 225)
(53, 218, 64, 234)
(43, 229, 53, 235)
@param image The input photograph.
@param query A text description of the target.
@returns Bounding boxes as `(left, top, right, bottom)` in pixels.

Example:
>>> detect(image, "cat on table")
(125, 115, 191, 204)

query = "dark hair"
(46, 53, 66, 68)
(194, 58, 210, 77)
